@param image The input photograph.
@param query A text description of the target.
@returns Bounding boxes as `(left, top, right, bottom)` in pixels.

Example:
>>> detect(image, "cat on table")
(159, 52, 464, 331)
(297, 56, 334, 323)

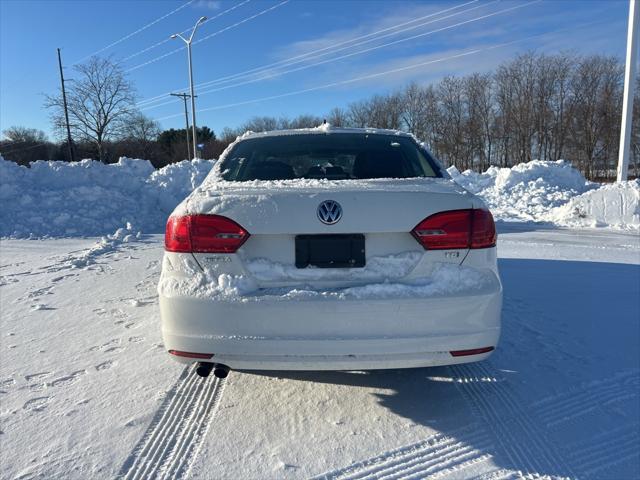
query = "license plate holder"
(295, 234, 365, 269)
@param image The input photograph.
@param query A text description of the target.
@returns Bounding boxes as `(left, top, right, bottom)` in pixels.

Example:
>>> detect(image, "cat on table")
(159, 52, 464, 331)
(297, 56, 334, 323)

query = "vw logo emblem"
(317, 200, 342, 225)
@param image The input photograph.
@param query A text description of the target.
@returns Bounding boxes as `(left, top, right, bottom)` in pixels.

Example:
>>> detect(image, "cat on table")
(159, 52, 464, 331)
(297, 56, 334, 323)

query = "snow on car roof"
(238, 123, 417, 140)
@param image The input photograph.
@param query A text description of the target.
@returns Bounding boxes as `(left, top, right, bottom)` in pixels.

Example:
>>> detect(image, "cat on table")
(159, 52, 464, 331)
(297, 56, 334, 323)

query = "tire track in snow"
(469, 468, 523, 480)
(159, 370, 226, 479)
(313, 426, 493, 480)
(128, 371, 201, 480)
(119, 366, 226, 480)
(568, 423, 640, 478)
(451, 367, 530, 472)
(532, 370, 639, 426)
(451, 362, 573, 478)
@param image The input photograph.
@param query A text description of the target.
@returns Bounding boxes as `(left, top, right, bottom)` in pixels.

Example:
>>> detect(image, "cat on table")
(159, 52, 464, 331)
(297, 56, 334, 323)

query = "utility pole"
(170, 92, 197, 161)
(171, 16, 207, 160)
(618, 0, 639, 182)
(57, 48, 75, 162)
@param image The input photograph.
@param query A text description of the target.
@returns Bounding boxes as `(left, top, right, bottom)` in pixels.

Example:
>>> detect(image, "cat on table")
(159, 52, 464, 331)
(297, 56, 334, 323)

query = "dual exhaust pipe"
(196, 362, 230, 379)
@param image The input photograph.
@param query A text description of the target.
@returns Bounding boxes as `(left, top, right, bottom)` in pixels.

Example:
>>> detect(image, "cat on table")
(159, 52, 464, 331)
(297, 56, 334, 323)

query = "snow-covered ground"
(1, 156, 639, 479)
(1, 227, 638, 479)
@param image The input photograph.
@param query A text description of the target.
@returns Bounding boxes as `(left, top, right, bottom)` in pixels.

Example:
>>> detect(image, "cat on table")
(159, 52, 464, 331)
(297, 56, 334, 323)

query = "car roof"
(239, 125, 417, 141)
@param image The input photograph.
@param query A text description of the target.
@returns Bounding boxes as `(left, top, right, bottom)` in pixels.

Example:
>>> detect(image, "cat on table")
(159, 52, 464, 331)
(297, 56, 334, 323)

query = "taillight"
(470, 209, 497, 249)
(411, 209, 496, 250)
(165, 216, 191, 252)
(165, 215, 250, 253)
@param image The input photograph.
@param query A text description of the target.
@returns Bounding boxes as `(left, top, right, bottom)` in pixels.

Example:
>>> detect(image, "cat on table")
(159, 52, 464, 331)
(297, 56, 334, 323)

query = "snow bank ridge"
(0, 156, 215, 238)
(1, 155, 637, 237)
(449, 160, 639, 229)
(551, 179, 640, 230)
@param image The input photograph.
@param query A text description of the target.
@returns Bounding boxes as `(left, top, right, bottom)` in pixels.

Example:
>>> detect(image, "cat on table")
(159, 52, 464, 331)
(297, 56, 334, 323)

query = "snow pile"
(0, 157, 214, 238)
(449, 160, 640, 229)
(448, 160, 596, 222)
(2, 154, 637, 237)
(550, 179, 640, 230)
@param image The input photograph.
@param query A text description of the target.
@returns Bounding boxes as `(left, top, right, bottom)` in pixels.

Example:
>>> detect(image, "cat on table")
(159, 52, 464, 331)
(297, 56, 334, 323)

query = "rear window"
(219, 133, 441, 181)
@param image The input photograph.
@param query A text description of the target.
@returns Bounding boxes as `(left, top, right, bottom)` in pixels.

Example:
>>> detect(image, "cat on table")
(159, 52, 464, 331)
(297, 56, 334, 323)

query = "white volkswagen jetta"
(158, 127, 502, 378)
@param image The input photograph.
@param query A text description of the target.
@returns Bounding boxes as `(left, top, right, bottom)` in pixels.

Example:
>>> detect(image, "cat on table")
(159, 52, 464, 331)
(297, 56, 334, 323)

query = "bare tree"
(7, 51, 626, 179)
(347, 99, 373, 127)
(241, 116, 279, 133)
(220, 127, 240, 144)
(368, 93, 404, 130)
(121, 113, 161, 159)
(45, 56, 137, 162)
(1, 126, 53, 165)
(437, 76, 470, 168)
(497, 53, 537, 164)
(2, 126, 48, 144)
(279, 114, 323, 129)
(547, 53, 575, 161)
(125, 113, 160, 142)
(570, 55, 623, 178)
(420, 85, 442, 158)
(326, 107, 349, 127)
(465, 73, 496, 172)
(401, 82, 429, 140)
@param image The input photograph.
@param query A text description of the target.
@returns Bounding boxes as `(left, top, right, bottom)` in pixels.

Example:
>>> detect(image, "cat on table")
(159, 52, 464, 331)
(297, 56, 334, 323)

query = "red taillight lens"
(165, 216, 192, 252)
(412, 209, 472, 250)
(411, 209, 496, 250)
(470, 209, 497, 249)
(165, 215, 250, 253)
(189, 215, 249, 253)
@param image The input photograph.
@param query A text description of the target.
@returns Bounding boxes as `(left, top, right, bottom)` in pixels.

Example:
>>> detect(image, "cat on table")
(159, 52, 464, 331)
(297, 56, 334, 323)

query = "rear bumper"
(159, 276, 502, 371)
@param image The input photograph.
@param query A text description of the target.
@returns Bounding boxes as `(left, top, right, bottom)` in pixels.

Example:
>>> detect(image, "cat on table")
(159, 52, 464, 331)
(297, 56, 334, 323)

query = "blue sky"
(0, 0, 630, 140)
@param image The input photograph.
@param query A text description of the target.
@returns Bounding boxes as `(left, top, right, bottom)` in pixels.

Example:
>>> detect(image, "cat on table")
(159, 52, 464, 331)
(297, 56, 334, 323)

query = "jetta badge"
(317, 200, 342, 225)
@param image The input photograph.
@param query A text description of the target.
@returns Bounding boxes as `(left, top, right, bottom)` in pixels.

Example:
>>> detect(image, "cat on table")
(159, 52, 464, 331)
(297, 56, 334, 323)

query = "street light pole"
(171, 16, 207, 160)
(618, 0, 639, 182)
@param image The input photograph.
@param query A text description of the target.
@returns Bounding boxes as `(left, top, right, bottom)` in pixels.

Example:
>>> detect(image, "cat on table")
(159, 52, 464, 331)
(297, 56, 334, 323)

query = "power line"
(120, 0, 252, 63)
(126, 0, 290, 73)
(137, 0, 484, 108)
(73, 0, 195, 64)
(149, 0, 502, 109)
(142, 0, 530, 111)
(153, 20, 603, 122)
(154, 50, 486, 119)
(196, 0, 487, 91)
(193, 0, 289, 47)
(153, 49, 487, 120)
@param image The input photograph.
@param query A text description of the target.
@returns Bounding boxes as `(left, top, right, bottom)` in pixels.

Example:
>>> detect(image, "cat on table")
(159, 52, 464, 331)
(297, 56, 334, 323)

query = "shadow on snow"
(247, 258, 640, 479)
